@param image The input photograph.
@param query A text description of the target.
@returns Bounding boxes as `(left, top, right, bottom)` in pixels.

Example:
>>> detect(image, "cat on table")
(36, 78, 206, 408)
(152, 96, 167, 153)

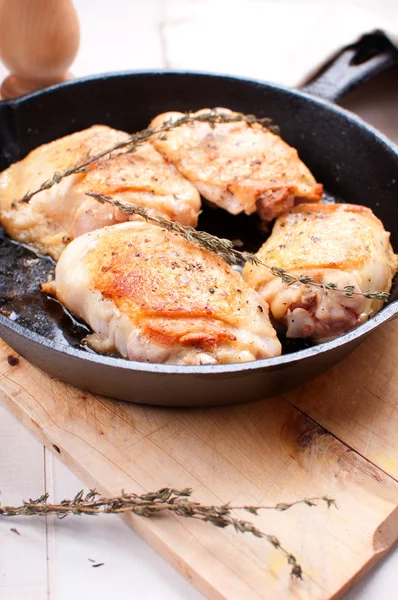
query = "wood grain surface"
(286, 320, 398, 480)
(1, 319, 398, 599)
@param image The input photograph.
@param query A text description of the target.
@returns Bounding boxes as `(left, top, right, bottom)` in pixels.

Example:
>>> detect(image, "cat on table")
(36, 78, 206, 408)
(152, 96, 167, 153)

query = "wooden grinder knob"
(0, 0, 80, 99)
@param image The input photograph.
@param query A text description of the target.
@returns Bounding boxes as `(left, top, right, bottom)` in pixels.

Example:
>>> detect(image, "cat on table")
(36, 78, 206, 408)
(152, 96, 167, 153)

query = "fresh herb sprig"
(0, 487, 335, 579)
(87, 193, 390, 303)
(17, 111, 277, 206)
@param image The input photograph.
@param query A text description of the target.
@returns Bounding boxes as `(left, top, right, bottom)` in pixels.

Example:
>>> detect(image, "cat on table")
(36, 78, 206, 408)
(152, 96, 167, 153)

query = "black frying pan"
(0, 31, 397, 406)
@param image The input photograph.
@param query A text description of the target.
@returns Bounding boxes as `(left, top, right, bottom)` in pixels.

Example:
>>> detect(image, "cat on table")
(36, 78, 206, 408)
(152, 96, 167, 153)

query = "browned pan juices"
(0, 231, 89, 348)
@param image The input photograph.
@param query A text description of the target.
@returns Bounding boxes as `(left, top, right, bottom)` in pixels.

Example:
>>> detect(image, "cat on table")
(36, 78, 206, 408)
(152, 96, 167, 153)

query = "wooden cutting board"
(1, 318, 398, 600)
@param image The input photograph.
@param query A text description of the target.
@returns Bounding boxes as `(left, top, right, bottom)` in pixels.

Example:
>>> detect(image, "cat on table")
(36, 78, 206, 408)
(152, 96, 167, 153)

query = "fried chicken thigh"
(0, 125, 200, 260)
(43, 221, 281, 365)
(151, 108, 322, 220)
(242, 203, 398, 342)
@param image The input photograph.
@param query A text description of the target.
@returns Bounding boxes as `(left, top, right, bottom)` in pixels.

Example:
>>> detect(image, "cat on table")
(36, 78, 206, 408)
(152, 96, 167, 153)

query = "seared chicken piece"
(0, 125, 200, 260)
(43, 221, 281, 365)
(242, 203, 398, 342)
(151, 108, 322, 220)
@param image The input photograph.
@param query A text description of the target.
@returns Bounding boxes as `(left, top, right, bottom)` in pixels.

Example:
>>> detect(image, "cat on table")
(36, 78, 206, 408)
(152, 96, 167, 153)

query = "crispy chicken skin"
(151, 108, 322, 220)
(0, 125, 200, 260)
(43, 221, 281, 365)
(242, 203, 398, 342)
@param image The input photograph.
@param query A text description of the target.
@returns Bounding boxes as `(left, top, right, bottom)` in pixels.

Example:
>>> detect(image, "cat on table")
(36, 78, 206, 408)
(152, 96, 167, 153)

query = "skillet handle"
(301, 30, 398, 103)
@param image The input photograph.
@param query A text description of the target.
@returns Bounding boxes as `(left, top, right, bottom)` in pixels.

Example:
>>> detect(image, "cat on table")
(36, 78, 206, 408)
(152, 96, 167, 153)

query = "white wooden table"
(1, 1, 398, 598)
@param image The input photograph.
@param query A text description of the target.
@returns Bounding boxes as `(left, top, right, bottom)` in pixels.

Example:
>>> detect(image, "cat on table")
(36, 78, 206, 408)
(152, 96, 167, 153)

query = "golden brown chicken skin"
(151, 108, 323, 220)
(0, 125, 200, 260)
(43, 221, 281, 365)
(242, 203, 398, 342)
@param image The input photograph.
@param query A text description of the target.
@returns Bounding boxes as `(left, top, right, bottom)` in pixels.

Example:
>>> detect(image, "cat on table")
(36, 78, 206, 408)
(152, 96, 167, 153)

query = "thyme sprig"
(17, 111, 278, 205)
(0, 487, 335, 579)
(87, 193, 390, 303)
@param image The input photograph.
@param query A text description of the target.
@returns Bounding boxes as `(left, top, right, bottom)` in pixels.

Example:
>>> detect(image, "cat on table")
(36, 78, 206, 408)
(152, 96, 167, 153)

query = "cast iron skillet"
(0, 32, 397, 406)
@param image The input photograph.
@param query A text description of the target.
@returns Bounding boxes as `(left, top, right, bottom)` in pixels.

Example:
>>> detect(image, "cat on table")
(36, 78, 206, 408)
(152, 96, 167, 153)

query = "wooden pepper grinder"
(0, 0, 80, 99)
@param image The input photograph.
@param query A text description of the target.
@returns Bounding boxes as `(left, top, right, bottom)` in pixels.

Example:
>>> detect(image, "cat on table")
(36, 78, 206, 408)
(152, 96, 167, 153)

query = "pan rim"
(3, 68, 398, 154)
(1, 69, 397, 376)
